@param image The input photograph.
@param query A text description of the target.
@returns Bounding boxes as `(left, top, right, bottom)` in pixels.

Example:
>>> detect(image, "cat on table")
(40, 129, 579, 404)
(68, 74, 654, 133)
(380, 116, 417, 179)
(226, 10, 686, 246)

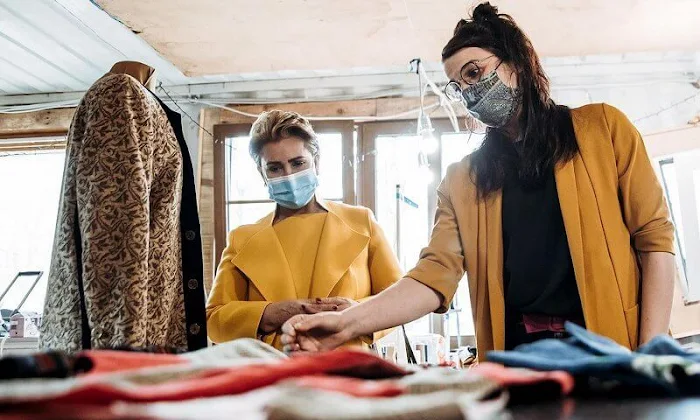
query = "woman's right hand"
(280, 312, 353, 352)
(258, 298, 342, 335)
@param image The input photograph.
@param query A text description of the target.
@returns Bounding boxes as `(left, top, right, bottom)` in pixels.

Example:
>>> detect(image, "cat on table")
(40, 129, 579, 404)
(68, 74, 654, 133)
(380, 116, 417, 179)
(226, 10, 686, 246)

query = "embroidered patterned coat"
(40, 73, 207, 352)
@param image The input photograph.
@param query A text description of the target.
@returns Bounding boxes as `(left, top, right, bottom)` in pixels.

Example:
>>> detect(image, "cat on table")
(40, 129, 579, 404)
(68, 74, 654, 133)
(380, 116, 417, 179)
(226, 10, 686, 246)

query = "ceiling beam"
(0, 108, 74, 139)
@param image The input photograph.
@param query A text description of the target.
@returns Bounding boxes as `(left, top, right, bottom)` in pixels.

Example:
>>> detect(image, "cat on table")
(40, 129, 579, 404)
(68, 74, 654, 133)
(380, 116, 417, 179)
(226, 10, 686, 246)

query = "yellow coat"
(207, 200, 402, 349)
(406, 103, 675, 360)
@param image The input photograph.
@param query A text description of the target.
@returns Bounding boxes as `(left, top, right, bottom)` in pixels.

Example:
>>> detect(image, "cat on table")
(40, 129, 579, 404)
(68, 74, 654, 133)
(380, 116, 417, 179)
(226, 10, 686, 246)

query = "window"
(213, 118, 483, 343)
(0, 148, 66, 314)
(658, 151, 700, 303)
(373, 133, 432, 334)
(361, 120, 483, 339)
(441, 132, 485, 338)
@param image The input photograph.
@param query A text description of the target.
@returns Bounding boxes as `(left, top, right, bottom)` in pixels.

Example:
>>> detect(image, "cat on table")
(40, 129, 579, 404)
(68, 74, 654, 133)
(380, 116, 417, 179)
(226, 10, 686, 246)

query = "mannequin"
(108, 61, 157, 90)
(40, 61, 207, 352)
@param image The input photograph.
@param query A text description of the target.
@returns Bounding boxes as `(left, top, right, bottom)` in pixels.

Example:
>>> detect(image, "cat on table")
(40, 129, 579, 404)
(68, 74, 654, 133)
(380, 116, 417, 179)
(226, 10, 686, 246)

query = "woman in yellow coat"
(281, 3, 676, 359)
(206, 110, 401, 350)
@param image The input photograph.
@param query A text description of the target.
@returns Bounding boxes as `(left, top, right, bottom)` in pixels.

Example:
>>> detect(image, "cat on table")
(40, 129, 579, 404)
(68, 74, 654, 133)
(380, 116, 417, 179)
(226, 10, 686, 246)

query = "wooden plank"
(217, 100, 377, 124)
(212, 126, 226, 276)
(195, 107, 220, 202)
(216, 97, 463, 124)
(199, 181, 216, 294)
(0, 108, 74, 139)
(198, 107, 219, 292)
(0, 139, 66, 152)
(339, 121, 356, 205)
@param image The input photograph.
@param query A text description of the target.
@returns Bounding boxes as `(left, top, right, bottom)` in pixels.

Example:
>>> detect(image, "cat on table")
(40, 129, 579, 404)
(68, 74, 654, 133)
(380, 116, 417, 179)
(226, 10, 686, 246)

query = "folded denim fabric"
(487, 322, 700, 395)
(631, 355, 700, 396)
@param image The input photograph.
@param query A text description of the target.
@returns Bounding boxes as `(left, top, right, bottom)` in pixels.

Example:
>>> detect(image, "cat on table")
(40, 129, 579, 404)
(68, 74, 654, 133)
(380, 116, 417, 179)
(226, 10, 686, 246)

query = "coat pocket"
(624, 304, 640, 349)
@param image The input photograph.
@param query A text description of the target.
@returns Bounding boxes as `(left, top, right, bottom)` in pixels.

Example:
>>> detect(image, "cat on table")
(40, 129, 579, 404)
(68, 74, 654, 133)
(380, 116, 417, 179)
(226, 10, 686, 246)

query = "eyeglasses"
(444, 55, 499, 103)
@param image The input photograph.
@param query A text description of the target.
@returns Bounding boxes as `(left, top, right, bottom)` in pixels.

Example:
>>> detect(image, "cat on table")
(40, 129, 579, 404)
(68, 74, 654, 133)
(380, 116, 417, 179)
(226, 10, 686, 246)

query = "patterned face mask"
(461, 69, 521, 128)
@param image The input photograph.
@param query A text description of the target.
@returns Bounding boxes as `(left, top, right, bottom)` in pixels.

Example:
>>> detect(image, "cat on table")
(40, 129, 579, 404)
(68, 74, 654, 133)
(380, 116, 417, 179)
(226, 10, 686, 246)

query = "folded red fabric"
(77, 350, 187, 376)
(472, 362, 574, 396)
(2, 350, 408, 406)
(288, 375, 405, 398)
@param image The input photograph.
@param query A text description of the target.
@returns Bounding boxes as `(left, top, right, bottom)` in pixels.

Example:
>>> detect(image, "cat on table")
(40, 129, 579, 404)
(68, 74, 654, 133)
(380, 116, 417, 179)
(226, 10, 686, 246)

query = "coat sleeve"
(405, 167, 466, 313)
(602, 103, 675, 254)
(206, 230, 270, 343)
(76, 77, 153, 347)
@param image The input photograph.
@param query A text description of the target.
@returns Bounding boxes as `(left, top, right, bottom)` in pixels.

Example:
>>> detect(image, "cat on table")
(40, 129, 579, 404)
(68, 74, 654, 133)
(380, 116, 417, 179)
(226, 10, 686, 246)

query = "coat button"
(189, 323, 201, 335)
(185, 230, 196, 241)
(188, 278, 198, 290)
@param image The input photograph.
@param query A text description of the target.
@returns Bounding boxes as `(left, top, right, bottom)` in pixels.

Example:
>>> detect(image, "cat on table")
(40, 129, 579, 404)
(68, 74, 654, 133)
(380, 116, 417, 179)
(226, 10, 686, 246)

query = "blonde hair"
(249, 110, 319, 168)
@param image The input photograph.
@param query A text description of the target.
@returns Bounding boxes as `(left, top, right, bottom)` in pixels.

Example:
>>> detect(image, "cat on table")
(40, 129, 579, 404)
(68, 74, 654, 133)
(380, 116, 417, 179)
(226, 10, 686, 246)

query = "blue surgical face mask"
(266, 167, 319, 210)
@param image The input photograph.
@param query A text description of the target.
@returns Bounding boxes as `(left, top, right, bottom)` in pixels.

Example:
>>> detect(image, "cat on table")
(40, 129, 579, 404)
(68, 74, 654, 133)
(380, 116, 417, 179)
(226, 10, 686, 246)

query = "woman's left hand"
(303, 297, 357, 314)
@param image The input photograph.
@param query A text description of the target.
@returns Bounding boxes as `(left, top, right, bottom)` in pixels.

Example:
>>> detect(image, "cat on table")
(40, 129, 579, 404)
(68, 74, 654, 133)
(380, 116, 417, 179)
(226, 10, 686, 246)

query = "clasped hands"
(258, 297, 355, 335)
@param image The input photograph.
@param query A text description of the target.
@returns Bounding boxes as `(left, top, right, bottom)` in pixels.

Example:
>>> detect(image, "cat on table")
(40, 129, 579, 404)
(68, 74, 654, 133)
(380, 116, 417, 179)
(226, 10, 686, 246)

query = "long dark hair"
(442, 2, 578, 198)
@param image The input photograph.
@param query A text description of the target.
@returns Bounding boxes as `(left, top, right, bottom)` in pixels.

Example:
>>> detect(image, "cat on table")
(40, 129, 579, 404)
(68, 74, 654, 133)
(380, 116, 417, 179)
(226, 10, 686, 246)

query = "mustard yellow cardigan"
(407, 103, 675, 360)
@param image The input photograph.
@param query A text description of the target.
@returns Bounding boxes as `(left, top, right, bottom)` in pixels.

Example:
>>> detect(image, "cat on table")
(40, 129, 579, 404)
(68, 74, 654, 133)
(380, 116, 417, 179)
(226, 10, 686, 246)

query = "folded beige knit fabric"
(399, 367, 499, 397)
(184, 338, 287, 365)
(266, 387, 507, 420)
(267, 368, 506, 420)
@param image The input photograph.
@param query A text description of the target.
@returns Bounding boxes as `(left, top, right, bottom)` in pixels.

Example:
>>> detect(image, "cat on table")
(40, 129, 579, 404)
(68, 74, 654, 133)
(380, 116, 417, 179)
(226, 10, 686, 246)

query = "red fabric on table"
(77, 351, 187, 376)
(34, 350, 408, 405)
(472, 362, 574, 395)
(288, 375, 405, 398)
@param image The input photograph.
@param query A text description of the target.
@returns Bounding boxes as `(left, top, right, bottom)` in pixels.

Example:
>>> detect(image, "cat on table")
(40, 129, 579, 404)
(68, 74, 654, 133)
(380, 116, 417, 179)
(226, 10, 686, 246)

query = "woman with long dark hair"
(280, 2, 676, 359)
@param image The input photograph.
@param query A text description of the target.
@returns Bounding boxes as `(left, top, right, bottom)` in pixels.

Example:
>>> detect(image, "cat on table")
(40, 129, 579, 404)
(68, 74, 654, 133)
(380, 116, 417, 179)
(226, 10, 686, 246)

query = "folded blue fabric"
(487, 322, 700, 395)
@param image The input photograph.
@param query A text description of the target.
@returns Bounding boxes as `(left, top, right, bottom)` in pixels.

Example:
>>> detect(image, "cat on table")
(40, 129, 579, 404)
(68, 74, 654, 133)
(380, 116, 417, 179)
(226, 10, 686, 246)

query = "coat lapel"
(484, 190, 506, 351)
(555, 159, 588, 309)
(310, 202, 370, 298)
(558, 111, 591, 311)
(231, 213, 297, 302)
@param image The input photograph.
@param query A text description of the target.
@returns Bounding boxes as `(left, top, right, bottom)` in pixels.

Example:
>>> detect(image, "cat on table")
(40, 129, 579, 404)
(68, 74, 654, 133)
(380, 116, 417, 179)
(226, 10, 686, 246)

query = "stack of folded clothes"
(0, 338, 576, 420)
(5, 326, 694, 419)
(488, 322, 700, 397)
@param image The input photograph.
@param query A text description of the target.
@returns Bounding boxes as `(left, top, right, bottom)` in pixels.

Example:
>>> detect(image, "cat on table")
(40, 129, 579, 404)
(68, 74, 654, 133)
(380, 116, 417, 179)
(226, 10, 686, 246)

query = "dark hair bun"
(471, 2, 499, 23)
